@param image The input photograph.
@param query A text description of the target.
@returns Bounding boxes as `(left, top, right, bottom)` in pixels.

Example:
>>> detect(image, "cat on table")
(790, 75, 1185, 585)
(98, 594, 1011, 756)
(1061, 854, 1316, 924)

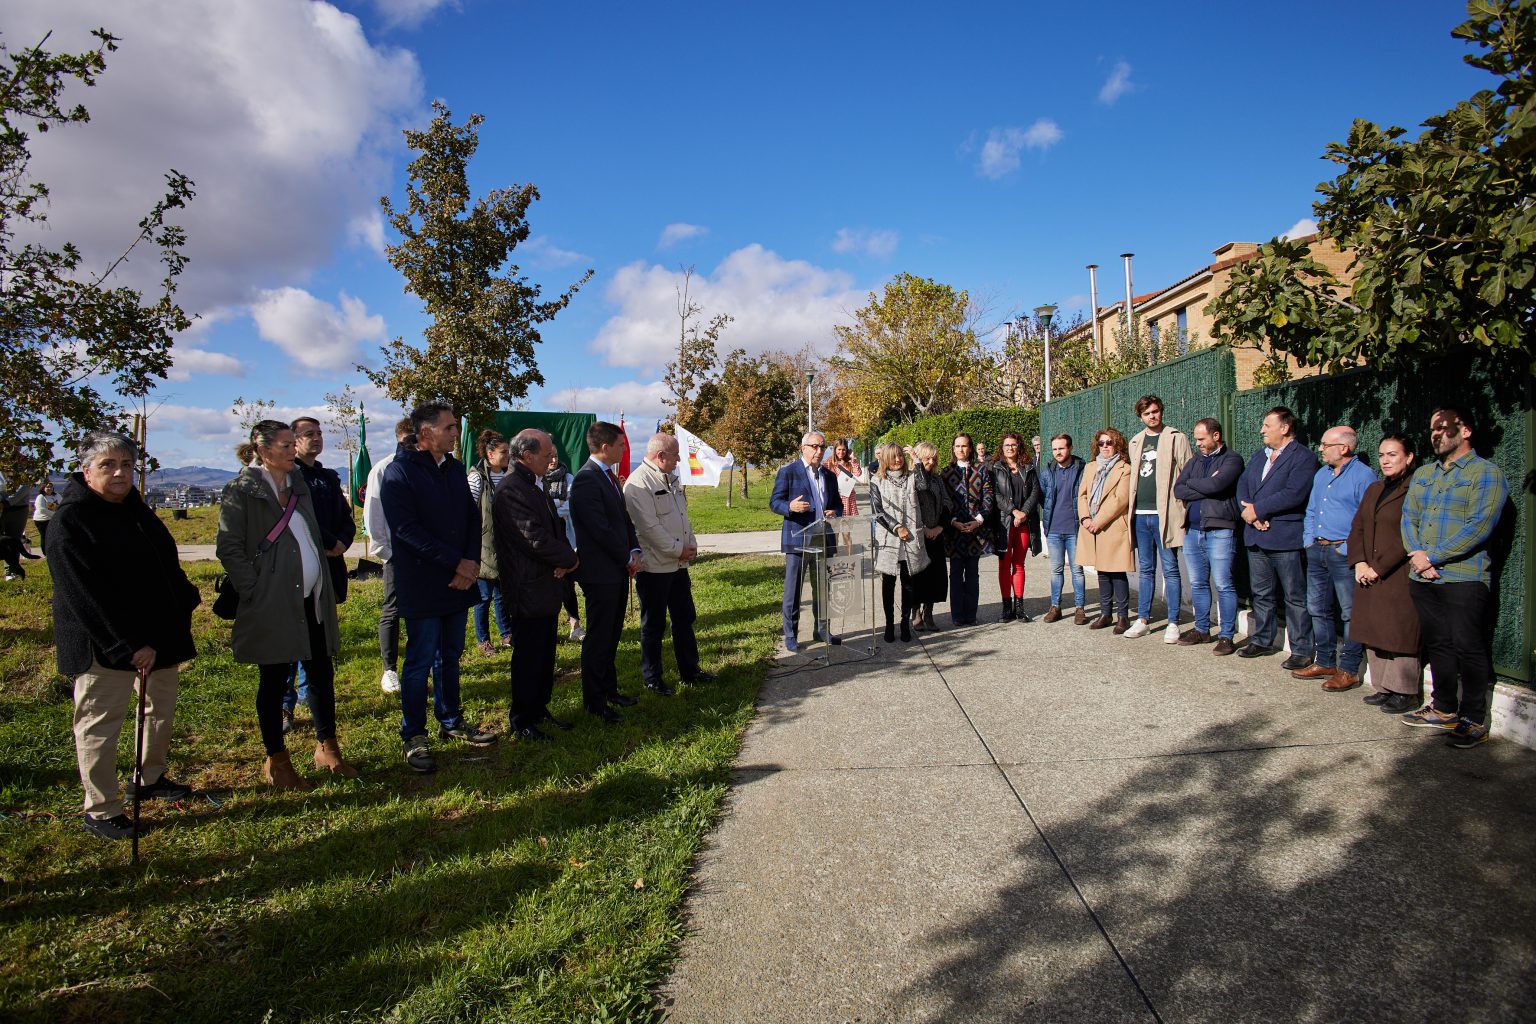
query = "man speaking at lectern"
(771, 431, 842, 652)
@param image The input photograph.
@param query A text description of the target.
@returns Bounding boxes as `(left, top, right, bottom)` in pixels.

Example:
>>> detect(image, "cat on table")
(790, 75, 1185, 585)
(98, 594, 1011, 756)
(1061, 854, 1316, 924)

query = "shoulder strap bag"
(212, 493, 299, 621)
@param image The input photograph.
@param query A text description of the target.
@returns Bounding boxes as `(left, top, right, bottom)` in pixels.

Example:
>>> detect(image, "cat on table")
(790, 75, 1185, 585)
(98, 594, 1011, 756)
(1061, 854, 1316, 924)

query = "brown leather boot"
(263, 750, 313, 792)
(314, 738, 360, 779)
(1042, 606, 1062, 623)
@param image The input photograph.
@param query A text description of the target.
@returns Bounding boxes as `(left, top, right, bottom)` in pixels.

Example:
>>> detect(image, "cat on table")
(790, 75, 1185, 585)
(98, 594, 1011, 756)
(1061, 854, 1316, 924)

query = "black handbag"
(212, 493, 299, 621)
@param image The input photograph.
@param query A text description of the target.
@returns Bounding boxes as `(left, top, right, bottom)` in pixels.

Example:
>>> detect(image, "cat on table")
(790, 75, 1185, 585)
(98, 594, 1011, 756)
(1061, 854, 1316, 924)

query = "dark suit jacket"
(571, 458, 640, 587)
(769, 459, 842, 553)
(1234, 441, 1318, 550)
(493, 461, 579, 618)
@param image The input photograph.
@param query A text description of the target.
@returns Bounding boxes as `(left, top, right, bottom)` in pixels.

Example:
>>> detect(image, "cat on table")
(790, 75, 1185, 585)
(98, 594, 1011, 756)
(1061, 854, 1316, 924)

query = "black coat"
(1173, 446, 1246, 531)
(46, 476, 200, 675)
(570, 459, 640, 587)
(493, 461, 579, 618)
(296, 458, 355, 603)
(990, 460, 1043, 555)
(379, 445, 480, 619)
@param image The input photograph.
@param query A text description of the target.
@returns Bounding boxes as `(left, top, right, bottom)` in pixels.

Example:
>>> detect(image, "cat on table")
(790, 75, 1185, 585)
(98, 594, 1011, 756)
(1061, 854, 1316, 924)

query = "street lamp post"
(806, 370, 815, 435)
(1034, 304, 1057, 403)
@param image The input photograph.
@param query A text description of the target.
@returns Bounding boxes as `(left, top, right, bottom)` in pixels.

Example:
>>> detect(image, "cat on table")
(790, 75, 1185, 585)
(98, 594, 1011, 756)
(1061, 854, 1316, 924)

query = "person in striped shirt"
(1399, 407, 1509, 748)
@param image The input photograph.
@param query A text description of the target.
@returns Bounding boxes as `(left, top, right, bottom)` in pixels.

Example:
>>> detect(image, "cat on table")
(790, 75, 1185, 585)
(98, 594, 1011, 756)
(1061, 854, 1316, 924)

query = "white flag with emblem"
(673, 424, 735, 487)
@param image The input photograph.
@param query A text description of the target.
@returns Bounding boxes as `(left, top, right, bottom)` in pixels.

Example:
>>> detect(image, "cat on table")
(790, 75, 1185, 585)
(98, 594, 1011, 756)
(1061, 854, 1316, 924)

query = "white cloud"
(167, 347, 245, 382)
(542, 380, 671, 423)
(9, 1, 423, 312)
(831, 228, 900, 260)
(348, 210, 388, 256)
(371, 0, 459, 30)
(250, 288, 387, 372)
(1099, 61, 1134, 105)
(522, 235, 588, 268)
(589, 244, 864, 369)
(1281, 217, 1319, 240)
(976, 120, 1063, 179)
(657, 223, 708, 249)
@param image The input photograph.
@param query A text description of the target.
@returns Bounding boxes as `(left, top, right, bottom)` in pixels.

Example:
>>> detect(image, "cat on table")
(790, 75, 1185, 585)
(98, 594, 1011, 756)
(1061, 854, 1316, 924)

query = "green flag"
(352, 405, 372, 511)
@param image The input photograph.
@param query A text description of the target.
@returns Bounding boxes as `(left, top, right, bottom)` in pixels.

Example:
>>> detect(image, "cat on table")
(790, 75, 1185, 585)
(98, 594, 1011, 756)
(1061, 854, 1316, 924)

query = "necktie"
(810, 467, 824, 519)
(606, 467, 622, 495)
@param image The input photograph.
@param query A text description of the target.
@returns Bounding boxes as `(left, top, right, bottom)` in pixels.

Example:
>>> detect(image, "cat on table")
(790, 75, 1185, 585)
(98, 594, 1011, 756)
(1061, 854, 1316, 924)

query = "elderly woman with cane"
(218, 419, 356, 790)
(48, 430, 201, 841)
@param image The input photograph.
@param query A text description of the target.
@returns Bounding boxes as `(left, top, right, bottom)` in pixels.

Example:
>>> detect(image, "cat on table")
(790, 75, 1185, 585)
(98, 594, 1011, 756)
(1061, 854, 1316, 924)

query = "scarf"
(1088, 453, 1121, 517)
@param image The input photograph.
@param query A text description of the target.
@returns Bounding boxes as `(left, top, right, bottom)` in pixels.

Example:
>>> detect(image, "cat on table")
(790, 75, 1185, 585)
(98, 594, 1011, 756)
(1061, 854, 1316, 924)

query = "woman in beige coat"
(1078, 427, 1134, 632)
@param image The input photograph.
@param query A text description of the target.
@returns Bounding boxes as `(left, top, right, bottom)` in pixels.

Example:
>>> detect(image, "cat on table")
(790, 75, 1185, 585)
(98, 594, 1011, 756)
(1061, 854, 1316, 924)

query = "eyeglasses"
(1318, 442, 1347, 449)
(803, 443, 826, 450)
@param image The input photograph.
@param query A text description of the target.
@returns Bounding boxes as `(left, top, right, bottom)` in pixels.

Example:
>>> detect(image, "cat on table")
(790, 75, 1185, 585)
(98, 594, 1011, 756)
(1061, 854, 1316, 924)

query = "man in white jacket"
(363, 417, 414, 693)
(623, 433, 717, 694)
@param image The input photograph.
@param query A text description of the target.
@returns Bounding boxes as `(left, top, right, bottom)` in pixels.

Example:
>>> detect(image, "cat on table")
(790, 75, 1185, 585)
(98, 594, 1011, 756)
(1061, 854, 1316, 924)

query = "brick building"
(1069, 235, 1357, 387)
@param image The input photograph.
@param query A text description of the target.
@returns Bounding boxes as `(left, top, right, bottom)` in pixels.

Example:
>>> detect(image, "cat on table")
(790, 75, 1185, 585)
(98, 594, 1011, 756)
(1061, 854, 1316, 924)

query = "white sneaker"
(569, 622, 585, 642)
(1123, 618, 1151, 638)
(1163, 623, 1181, 644)
(380, 669, 401, 694)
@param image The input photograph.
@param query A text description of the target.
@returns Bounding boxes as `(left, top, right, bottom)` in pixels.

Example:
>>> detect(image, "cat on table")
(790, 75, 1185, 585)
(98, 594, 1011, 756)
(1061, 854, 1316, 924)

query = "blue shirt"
(1045, 461, 1080, 535)
(1302, 456, 1378, 556)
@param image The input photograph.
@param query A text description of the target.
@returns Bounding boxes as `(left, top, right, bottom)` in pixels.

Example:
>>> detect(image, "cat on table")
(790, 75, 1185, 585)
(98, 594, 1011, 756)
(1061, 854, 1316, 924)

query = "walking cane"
(130, 665, 148, 866)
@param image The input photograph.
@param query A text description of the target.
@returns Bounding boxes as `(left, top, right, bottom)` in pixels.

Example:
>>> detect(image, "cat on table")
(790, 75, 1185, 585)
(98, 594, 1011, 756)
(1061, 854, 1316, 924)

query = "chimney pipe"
(1120, 253, 1135, 350)
(1086, 264, 1101, 359)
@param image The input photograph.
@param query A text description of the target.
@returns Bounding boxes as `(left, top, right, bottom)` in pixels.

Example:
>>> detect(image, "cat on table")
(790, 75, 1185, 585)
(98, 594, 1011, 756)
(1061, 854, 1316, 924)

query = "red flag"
(617, 413, 632, 482)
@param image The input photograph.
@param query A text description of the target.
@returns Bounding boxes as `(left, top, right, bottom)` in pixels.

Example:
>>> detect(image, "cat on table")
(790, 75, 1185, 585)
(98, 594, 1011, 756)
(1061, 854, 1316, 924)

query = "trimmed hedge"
(879, 407, 1042, 460)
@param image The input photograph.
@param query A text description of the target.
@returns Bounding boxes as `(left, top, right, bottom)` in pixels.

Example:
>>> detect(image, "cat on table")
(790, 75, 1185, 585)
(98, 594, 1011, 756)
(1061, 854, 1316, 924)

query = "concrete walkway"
(660, 570, 1536, 1023)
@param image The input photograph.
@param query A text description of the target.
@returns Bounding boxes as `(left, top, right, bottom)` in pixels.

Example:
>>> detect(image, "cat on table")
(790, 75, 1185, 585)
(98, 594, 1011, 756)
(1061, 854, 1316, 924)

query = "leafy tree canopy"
(1209, 0, 1535, 372)
(0, 28, 194, 476)
(365, 102, 591, 432)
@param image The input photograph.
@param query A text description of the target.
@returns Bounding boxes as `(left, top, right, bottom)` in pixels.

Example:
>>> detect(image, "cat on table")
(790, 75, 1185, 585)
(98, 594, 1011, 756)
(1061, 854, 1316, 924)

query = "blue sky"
(11, 0, 1487, 469)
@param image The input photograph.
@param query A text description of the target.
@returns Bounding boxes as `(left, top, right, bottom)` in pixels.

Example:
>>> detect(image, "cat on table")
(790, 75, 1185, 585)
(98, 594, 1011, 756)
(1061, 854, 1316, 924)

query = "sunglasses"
(1097, 440, 1114, 447)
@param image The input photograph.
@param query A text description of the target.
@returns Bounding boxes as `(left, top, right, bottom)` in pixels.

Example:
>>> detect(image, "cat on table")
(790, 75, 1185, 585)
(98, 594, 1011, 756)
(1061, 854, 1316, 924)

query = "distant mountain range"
(146, 466, 237, 489)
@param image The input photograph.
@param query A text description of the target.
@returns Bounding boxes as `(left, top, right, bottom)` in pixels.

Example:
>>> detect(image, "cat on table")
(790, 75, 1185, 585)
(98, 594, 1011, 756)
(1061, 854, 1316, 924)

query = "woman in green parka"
(217, 420, 355, 790)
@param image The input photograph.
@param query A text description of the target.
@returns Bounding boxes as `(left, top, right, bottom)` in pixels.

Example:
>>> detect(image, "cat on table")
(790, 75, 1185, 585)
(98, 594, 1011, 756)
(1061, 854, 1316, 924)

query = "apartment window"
(1176, 307, 1189, 355)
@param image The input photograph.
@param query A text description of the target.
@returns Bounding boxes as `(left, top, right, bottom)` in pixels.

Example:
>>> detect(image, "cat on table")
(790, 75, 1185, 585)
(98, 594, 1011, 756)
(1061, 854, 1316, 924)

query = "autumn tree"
(829, 273, 991, 435)
(708, 349, 800, 496)
(662, 267, 732, 431)
(365, 102, 591, 430)
(1208, 0, 1535, 372)
(0, 28, 194, 476)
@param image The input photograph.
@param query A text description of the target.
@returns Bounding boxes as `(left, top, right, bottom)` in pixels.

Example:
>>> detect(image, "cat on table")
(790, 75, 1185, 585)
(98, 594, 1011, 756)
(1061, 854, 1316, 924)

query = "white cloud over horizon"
(523, 235, 589, 268)
(1099, 61, 1134, 104)
(831, 227, 899, 259)
(250, 288, 387, 372)
(976, 120, 1063, 179)
(589, 244, 866, 369)
(371, 0, 459, 30)
(1281, 217, 1319, 240)
(542, 380, 671, 425)
(657, 223, 709, 249)
(10, 0, 424, 315)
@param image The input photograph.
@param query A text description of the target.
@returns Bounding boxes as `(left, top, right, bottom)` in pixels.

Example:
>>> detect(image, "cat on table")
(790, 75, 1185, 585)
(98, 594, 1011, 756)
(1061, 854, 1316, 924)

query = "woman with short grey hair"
(49, 430, 202, 840)
(218, 420, 354, 790)
(909, 441, 952, 630)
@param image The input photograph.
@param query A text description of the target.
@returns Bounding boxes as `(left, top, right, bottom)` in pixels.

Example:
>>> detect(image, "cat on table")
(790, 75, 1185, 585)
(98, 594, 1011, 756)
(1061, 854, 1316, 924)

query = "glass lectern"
(788, 513, 878, 656)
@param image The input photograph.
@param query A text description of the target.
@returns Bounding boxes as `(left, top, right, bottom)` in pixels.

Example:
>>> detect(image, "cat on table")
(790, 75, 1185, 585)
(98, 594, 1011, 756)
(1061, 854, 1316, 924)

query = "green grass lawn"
(0, 554, 782, 1022)
(679, 466, 783, 534)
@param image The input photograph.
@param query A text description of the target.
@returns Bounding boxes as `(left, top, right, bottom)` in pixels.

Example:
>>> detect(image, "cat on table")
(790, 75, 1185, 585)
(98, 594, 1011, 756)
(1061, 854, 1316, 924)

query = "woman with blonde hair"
(871, 443, 928, 642)
(910, 441, 951, 630)
(1077, 427, 1134, 632)
(217, 420, 355, 790)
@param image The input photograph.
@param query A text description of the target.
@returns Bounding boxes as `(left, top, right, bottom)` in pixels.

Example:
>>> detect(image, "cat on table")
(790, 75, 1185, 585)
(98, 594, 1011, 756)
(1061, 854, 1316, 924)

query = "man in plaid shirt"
(1399, 407, 1509, 747)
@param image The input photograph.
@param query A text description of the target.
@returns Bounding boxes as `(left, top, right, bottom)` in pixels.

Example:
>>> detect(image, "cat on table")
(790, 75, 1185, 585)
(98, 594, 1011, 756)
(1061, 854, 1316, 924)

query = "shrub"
(879, 407, 1042, 461)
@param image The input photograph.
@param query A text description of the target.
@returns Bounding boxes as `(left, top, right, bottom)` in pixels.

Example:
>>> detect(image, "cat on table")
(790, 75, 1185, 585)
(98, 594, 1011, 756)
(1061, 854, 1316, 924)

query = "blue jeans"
(1184, 527, 1237, 639)
(1046, 533, 1086, 608)
(280, 662, 309, 712)
(399, 609, 469, 743)
(949, 556, 980, 623)
(1307, 543, 1363, 673)
(472, 578, 510, 644)
(1133, 514, 1183, 623)
(1246, 547, 1312, 654)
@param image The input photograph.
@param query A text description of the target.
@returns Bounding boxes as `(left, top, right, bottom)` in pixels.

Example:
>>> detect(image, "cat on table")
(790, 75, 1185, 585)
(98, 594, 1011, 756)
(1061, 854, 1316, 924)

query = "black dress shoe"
(1281, 654, 1315, 671)
(1362, 691, 1391, 706)
(1379, 692, 1418, 714)
(645, 681, 675, 697)
(517, 724, 552, 742)
(608, 693, 639, 708)
(543, 714, 574, 731)
(685, 671, 718, 684)
(1237, 644, 1277, 659)
(588, 705, 623, 724)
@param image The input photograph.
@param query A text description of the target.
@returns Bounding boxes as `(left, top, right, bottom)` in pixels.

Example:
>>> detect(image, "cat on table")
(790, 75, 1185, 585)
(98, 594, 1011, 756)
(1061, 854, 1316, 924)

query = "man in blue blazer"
(770, 431, 842, 652)
(1234, 406, 1319, 668)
